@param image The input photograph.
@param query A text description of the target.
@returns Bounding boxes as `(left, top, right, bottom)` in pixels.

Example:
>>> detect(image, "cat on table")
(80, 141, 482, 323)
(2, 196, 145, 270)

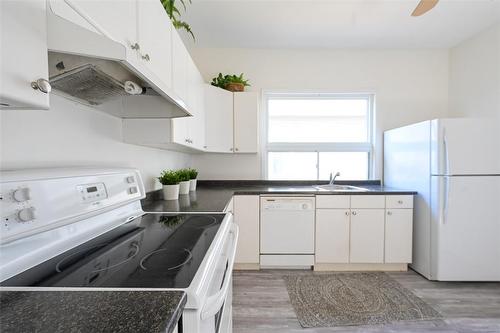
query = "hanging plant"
(161, 0, 195, 41)
(211, 73, 251, 92)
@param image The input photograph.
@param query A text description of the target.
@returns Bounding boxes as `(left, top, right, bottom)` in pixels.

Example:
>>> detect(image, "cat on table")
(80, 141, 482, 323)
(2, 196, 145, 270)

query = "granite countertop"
(0, 290, 186, 333)
(143, 180, 417, 213)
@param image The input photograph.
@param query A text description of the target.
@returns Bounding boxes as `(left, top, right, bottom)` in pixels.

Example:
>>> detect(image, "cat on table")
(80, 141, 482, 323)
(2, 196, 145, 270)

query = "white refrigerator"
(384, 118, 500, 281)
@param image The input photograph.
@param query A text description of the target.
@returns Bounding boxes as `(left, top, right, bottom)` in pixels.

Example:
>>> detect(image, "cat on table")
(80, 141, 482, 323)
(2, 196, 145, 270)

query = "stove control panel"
(77, 183, 108, 203)
(0, 168, 145, 244)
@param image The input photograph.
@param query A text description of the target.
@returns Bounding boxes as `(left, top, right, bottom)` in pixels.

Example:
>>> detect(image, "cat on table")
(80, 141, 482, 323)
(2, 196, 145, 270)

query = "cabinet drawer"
(350, 195, 385, 208)
(386, 195, 413, 209)
(315, 195, 350, 209)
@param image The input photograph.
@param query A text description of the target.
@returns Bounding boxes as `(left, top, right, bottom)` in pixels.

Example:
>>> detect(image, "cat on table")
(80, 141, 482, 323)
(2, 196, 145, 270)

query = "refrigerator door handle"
(442, 176, 449, 224)
(443, 128, 450, 175)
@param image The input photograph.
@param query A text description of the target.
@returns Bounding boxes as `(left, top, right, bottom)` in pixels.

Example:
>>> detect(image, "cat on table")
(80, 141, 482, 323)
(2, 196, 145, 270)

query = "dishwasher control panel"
(261, 197, 315, 211)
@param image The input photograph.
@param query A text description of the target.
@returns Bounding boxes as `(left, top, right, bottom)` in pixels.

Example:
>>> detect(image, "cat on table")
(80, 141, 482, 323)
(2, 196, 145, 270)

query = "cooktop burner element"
(1, 213, 225, 289)
(139, 248, 192, 271)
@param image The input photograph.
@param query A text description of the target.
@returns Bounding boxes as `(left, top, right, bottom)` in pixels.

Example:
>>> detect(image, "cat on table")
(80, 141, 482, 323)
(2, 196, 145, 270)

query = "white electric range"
(0, 168, 237, 333)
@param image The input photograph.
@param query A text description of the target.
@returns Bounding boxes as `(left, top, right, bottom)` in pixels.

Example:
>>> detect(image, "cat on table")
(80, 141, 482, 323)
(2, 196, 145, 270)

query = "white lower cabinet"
(385, 209, 413, 263)
(314, 195, 413, 269)
(349, 209, 385, 263)
(233, 195, 260, 268)
(315, 209, 350, 263)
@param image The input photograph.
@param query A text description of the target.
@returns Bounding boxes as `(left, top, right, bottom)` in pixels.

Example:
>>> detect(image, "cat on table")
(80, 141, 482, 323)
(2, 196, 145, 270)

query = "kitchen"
(1, 0, 499, 332)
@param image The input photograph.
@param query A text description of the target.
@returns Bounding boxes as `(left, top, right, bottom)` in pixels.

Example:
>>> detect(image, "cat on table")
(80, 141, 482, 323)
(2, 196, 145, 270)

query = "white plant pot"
(179, 181, 190, 195)
(162, 184, 180, 200)
(189, 179, 197, 191)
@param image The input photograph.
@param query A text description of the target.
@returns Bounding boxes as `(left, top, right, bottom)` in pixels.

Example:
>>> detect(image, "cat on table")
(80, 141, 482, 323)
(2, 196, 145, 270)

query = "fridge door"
(430, 175, 500, 281)
(431, 118, 500, 176)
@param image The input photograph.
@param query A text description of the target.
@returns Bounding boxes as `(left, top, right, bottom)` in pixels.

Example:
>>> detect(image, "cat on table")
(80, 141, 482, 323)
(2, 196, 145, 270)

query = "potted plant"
(158, 170, 180, 200)
(211, 73, 250, 92)
(188, 168, 198, 191)
(177, 168, 191, 195)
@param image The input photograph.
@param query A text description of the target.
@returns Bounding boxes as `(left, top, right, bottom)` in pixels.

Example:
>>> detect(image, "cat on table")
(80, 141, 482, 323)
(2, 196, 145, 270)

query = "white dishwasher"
(260, 196, 315, 268)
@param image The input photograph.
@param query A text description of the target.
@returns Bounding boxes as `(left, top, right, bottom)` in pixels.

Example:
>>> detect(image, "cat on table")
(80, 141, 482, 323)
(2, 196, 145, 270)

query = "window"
(263, 93, 374, 180)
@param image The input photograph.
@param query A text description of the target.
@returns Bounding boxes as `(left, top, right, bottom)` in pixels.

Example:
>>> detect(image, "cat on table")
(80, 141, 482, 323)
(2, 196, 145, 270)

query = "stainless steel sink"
(313, 184, 369, 191)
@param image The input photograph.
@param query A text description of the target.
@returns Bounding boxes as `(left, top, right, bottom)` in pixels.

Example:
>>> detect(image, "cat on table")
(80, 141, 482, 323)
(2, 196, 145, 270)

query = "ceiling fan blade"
(411, 0, 439, 16)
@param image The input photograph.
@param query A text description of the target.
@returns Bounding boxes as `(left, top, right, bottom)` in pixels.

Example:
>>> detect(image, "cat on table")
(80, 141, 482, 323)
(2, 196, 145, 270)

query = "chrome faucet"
(329, 172, 340, 185)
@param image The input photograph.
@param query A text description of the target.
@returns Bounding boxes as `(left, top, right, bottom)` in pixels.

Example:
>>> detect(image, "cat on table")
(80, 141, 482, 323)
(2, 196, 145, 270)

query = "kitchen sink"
(313, 184, 369, 191)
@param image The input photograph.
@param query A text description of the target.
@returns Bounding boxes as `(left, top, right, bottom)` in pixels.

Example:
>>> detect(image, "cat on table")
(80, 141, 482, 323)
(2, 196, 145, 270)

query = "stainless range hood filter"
(50, 64, 142, 106)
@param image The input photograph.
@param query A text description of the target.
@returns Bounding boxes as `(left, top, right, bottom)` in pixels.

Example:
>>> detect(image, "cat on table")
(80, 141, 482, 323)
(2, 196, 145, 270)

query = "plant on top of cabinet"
(177, 168, 192, 195)
(187, 168, 198, 191)
(211, 73, 251, 92)
(158, 170, 180, 200)
(161, 0, 195, 40)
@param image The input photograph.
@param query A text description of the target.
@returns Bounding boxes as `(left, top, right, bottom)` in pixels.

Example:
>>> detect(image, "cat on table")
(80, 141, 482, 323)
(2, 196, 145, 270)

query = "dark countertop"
(143, 180, 417, 213)
(0, 290, 186, 333)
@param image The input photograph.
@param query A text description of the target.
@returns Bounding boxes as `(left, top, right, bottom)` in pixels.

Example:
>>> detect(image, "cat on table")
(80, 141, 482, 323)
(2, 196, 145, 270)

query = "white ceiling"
(180, 0, 500, 48)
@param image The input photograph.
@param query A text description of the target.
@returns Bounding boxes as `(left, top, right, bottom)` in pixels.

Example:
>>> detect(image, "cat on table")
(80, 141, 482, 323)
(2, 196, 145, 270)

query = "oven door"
(199, 222, 238, 333)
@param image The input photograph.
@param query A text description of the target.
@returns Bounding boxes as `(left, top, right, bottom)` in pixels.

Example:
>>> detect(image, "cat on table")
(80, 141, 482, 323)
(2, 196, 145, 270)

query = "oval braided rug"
(283, 272, 442, 328)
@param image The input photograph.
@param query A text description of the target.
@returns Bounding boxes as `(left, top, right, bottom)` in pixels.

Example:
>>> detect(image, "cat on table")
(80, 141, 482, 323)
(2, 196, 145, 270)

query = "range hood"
(46, 0, 190, 118)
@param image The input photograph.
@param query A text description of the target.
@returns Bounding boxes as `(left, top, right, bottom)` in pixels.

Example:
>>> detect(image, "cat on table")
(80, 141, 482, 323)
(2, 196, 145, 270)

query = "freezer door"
(430, 175, 500, 281)
(431, 118, 500, 175)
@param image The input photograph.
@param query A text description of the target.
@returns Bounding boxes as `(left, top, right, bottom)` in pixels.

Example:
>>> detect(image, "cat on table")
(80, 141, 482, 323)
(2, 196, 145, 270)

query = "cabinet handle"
(345, 211, 350, 216)
(387, 211, 392, 216)
(398, 200, 403, 204)
(229, 148, 233, 151)
(131, 42, 140, 50)
(142, 53, 150, 61)
(352, 211, 357, 216)
(235, 148, 239, 152)
(31, 79, 51, 94)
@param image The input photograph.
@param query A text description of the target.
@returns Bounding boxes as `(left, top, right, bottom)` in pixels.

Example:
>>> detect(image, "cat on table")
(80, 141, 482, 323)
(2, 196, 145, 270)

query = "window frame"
(261, 91, 375, 180)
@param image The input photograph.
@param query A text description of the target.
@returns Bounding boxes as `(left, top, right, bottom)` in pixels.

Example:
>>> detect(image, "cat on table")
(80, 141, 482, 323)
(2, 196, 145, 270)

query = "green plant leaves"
(160, 0, 195, 41)
(210, 73, 251, 89)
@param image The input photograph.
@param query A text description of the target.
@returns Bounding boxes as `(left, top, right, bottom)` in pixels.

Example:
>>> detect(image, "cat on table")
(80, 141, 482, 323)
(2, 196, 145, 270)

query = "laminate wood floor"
(232, 270, 500, 333)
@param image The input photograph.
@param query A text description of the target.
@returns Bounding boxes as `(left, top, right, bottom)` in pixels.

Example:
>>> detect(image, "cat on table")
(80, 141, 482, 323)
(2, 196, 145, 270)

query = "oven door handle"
(201, 223, 239, 320)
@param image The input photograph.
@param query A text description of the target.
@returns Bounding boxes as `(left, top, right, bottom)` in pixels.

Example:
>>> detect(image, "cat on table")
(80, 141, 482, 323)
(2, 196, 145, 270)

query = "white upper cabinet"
(48, 0, 139, 61)
(172, 31, 189, 109)
(205, 87, 259, 154)
(204, 85, 234, 153)
(136, 0, 173, 89)
(1, 0, 49, 109)
(233, 92, 259, 153)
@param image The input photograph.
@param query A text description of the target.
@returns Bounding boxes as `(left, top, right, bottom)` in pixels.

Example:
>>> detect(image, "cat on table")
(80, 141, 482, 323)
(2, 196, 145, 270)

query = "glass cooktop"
(1, 213, 225, 289)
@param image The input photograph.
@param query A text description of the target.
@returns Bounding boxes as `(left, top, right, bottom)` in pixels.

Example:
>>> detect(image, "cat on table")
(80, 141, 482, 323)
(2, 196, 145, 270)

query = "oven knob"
(18, 207, 36, 222)
(126, 176, 135, 184)
(13, 188, 31, 202)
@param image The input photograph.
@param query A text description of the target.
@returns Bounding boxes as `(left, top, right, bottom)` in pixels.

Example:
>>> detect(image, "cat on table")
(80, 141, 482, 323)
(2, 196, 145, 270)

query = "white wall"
(191, 48, 449, 180)
(449, 23, 500, 119)
(0, 95, 191, 192)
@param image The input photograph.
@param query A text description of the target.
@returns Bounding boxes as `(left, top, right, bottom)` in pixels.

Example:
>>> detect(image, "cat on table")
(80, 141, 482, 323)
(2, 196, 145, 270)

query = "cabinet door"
(191, 70, 206, 150)
(204, 85, 234, 152)
(1, 0, 49, 109)
(233, 92, 258, 153)
(51, 0, 138, 49)
(137, 0, 172, 89)
(233, 196, 260, 264)
(171, 117, 189, 146)
(350, 209, 385, 263)
(171, 30, 188, 106)
(315, 209, 350, 263)
(385, 209, 413, 263)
